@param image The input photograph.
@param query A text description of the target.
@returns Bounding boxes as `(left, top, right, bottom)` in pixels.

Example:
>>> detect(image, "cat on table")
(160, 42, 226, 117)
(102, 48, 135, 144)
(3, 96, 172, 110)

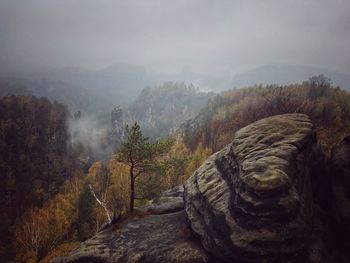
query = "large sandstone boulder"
(184, 113, 323, 262)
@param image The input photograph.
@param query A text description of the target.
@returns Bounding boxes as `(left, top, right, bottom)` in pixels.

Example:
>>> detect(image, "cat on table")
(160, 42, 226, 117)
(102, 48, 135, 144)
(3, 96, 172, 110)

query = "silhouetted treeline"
(0, 95, 75, 261)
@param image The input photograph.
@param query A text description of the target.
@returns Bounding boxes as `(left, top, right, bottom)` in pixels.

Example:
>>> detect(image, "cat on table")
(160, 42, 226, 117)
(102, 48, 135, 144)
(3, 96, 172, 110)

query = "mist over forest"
(1, 1, 350, 263)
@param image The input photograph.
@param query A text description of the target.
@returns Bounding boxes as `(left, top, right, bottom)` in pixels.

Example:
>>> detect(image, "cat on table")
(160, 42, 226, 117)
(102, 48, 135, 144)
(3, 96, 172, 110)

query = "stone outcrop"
(54, 113, 350, 263)
(184, 113, 323, 262)
(142, 186, 185, 214)
(111, 106, 125, 147)
(52, 186, 208, 263)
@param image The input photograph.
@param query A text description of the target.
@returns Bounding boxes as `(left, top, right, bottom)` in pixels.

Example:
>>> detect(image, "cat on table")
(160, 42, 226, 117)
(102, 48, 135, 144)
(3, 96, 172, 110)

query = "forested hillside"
(127, 82, 213, 138)
(0, 78, 120, 122)
(2, 1, 350, 262)
(0, 64, 224, 122)
(0, 91, 212, 262)
(0, 96, 77, 261)
(52, 82, 350, 263)
(182, 75, 350, 152)
(2, 75, 350, 262)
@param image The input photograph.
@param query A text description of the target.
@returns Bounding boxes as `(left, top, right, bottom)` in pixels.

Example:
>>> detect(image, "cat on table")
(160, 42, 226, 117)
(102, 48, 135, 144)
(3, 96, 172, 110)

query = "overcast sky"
(0, 0, 349, 75)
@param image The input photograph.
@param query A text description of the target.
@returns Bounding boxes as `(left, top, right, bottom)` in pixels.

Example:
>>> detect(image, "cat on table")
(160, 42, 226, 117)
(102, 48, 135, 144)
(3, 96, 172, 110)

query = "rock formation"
(184, 113, 325, 262)
(52, 186, 209, 263)
(53, 113, 350, 263)
(141, 186, 185, 215)
(111, 106, 124, 139)
(128, 83, 212, 138)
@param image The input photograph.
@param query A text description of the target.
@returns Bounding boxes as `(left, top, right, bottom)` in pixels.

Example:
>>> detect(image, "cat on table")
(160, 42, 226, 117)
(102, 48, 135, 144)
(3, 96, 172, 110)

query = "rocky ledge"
(53, 114, 350, 263)
(53, 186, 208, 263)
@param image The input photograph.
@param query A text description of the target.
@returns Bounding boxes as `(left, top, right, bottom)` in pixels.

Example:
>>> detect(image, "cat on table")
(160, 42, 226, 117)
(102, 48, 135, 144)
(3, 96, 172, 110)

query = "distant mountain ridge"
(231, 64, 350, 89)
(1, 63, 350, 125)
(0, 63, 228, 99)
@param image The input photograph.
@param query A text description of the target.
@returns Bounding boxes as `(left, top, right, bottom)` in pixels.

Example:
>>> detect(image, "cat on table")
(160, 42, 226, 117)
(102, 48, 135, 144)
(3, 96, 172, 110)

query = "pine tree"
(117, 122, 171, 211)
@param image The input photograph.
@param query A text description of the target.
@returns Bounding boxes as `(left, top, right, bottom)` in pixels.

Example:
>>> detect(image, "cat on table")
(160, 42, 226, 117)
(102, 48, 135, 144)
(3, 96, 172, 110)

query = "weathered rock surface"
(184, 113, 323, 262)
(54, 113, 350, 263)
(52, 186, 208, 263)
(142, 185, 184, 214)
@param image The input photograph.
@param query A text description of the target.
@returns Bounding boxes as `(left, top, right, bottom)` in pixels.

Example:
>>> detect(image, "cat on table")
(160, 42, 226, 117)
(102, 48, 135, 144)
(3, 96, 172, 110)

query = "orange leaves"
(14, 175, 84, 261)
(15, 207, 49, 259)
(183, 83, 350, 152)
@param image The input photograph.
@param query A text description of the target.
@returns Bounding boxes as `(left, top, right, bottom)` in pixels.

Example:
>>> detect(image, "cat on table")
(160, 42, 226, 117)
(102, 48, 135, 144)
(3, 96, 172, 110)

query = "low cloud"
(0, 0, 349, 75)
(68, 114, 114, 161)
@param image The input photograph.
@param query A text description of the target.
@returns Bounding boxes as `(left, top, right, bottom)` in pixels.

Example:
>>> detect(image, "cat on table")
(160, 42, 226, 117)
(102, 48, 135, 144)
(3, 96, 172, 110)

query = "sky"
(0, 0, 349, 75)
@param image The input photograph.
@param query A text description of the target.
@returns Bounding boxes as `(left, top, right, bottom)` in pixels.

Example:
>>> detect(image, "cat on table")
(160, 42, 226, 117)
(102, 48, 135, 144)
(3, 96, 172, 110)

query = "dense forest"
(182, 75, 350, 152)
(1, 75, 350, 262)
(0, 96, 75, 261)
(0, 89, 211, 262)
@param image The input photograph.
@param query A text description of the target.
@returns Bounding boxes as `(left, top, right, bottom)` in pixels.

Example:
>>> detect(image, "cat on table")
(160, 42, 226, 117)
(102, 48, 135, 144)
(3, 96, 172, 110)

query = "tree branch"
(134, 169, 145, 179)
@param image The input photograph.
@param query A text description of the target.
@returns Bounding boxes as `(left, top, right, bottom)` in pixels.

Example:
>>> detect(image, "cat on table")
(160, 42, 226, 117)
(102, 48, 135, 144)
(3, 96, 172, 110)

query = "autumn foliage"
(4, 75, 350, 262)
(183, 75, 350, 152)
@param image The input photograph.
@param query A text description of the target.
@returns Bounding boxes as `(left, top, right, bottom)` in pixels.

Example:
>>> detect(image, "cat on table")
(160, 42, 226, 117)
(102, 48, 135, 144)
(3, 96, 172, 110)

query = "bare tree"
(89, 184, 113, 224)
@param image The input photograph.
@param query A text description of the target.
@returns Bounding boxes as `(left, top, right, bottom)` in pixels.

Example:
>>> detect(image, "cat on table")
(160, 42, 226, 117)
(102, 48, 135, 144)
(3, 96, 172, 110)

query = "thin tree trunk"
(130, 165, 135, 211)
(89, 184, 112, 224)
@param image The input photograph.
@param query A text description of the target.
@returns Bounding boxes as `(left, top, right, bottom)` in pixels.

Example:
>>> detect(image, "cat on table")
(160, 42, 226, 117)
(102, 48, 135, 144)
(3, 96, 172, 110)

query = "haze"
(1, 0, 350, 76)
